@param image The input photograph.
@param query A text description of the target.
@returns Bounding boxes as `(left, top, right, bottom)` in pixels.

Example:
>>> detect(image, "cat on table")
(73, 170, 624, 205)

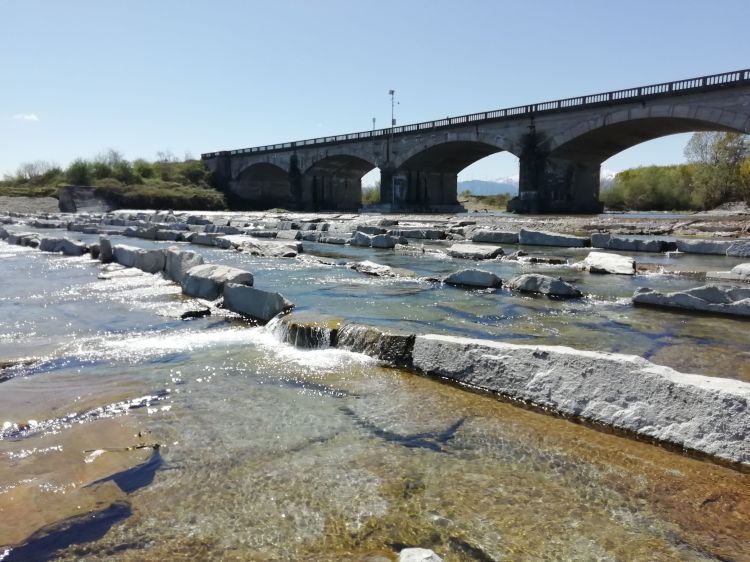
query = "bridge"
(202, 69, 750, 214)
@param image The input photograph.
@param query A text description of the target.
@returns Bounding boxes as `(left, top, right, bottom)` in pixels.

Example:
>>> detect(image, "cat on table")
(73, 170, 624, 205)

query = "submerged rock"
(574, 251, 635, 275)
(507, 273, 582, 297)
(444, 268, 502, 289)
(410, 333, 750, 465)
(446, 243, 503, 260)
(223, 283, 294, 322)
(399, 548, 444, 562)
(633, 285, 750, 317)
(350, 260, 413, 278)
(181, 264, 253, 300)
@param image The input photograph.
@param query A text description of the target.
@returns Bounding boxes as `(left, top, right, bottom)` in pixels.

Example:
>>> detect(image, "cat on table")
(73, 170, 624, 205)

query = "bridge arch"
(303, 154, 377, 211)
(547, 104, 749, 161)
(230, 162, 292, 209)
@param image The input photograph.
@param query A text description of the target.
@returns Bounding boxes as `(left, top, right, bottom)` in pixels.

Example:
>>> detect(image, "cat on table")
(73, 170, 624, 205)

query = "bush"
(362, 186, 380, 205)
(66, 159, 92, 186)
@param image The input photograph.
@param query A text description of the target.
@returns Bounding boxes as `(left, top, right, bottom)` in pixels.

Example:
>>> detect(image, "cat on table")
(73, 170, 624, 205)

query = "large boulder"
(444, 268, 502, 288)
(164, 247, 204, 284)
(223, 283, 294, 322)
(633, 285, 750, 317)
(507, 273, 582, 297)
(112, 245, 166, 274)
(470, 229, 518, 244)
(181, 264, 253, 300)
(575, 251, 635, 275)
(222, 236, 301, 257)
(275, 229, 301, 241)
(447, 243, 503, 260)
(519, 228, 588, 247)
(410, 334, 750, 465)
(370, 234, 402, 249)
(350, 260, 413, 278)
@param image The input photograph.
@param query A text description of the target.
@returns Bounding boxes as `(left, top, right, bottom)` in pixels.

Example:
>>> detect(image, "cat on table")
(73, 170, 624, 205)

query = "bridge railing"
(202, 68, 750, 159)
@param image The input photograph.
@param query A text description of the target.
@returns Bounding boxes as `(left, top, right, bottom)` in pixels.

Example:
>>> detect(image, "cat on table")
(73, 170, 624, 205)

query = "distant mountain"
(458, 178, 518, 196)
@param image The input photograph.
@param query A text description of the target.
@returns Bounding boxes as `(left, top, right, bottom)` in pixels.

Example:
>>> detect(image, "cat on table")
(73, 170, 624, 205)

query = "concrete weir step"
(301, 317, 750, 466)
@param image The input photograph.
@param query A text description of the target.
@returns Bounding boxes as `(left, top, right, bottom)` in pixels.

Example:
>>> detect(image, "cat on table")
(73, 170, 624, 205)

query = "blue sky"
(2, 0, 748, 184)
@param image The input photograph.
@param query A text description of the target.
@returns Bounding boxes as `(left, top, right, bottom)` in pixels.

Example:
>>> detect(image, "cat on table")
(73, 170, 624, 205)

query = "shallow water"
(1, 230, 749, 560)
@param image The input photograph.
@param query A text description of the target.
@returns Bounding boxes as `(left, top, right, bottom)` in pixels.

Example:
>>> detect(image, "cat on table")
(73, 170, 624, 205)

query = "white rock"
(399, 548, 443, 562)
(112, 245, 166, 274)
(164, 247, 204, 284)
(591, 233, 675, 253)
(519, 228, 588, 247)
(222, 235, 301, 257)
(411, 334, 750, 465)
(444, 268, 502, 288)
(223, 283, 294, 322)
(370, 234, 401, 249)
(275, 229, 301, 241)
(633, 285, 750, 317)
(350, 231, 373, 247)
(447, 243, 503, 260)
(507, 273, 581, 297)
(181, 264, 253, 300)
(575, 251, 634, 275)
(706, 263, 750, 282)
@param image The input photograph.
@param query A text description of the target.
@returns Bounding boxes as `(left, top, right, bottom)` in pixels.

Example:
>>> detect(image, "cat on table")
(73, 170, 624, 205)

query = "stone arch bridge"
(202, 69, 750, 213)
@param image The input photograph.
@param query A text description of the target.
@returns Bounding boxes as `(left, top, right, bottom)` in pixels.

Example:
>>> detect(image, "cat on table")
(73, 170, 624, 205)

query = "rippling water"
(1, 229, 749, 561)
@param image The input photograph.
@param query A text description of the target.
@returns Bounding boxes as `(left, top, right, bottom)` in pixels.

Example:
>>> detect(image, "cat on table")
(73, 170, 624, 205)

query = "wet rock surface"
(633, 285, 750, 317)
(575, 251, 635, 275)
(444, 269, 503, 289)
(507, 273, 582, 297)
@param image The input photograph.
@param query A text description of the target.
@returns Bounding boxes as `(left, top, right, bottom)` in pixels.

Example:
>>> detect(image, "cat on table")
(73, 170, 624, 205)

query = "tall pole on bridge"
(388, 89, 396, 208)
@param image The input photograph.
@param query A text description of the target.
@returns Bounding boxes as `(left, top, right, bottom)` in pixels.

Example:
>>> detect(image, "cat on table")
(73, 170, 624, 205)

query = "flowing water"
(1, 227, 749, 561)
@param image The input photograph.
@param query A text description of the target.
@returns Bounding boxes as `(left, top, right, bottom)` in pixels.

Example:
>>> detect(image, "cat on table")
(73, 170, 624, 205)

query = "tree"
(66, 159, 92, 186)
(684, 132, 749, 208)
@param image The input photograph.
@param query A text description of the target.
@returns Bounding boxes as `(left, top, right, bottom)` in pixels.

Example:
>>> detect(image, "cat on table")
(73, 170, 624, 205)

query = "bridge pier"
(510, 150, 603, 214)
(378, 165, 462, 212)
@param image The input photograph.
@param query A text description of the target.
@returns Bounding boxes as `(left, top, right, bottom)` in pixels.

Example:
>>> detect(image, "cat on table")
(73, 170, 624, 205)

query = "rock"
(190, 232, 222, 246)
(727, 240, 750, 257)
(89, 243, 100, 260)
(519, 254, 567, 265)
(591, 233, 676, 253)
(444, 268, 502, 288)
(59, 238, 87, 256)
(186, 215, 212, 225)
(519, 228, 588, 247)
(8, 232, 40, 247)
(99, 235, 113, 264)
(223, 236, 301, 257)
(155, 230, 182, 241)
(350, 260, 411, 278)
(275, 229, 301, 241)
(319, 236, 348, 245)
(350, 231, 373, 247)
(336, 323, 415, 368)
(675, 238, 733, 255)
(706, 263, 750, 282)
(355, 225, 387, 235)
(507, 273, 582, 297)
(446, 243, 503, 260)
(0, 226, 8, 239)
(205, 224, 242, 235)
(370, 234, 402, 249)
(180, 308, 211, 320)
(164, 247, 204, 284)
(410, 334, 750, 465)
(181, 264, 253, 300)
(470, 229, 519, 244)
(633, 285, 750, 317)
(112, 245, 166, 274)
(223, 283, 294, 322)
(575, 251, 635, 275)
(399, 548, 444, 562)
(387, 227, 446, 240)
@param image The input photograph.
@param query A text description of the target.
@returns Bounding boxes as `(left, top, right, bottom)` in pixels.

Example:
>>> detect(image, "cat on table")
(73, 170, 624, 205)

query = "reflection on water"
(0, 231, 748, 560)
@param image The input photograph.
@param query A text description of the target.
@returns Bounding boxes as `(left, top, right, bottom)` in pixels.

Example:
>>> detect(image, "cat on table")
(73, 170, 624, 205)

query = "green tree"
(66, 159, 92, 186)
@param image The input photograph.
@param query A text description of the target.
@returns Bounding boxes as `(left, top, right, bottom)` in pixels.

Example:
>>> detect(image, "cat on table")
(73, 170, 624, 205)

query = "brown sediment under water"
(0, 229, 748, 560)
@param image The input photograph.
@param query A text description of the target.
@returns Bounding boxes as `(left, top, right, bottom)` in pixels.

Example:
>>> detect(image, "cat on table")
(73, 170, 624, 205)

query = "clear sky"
(2, 0, 748, 184)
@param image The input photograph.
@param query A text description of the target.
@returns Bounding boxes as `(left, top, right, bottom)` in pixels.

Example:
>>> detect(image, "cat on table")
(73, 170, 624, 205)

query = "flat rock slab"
(575, 251, 635, 275)
(411, 333, 750, 465)
(507, 273, 581, 297)
(181, 264, 253, 300)
(446, 243, 503, 260)
(112, 245, 166, 274)
(591, 233, 676, 253)
(519, 228, 588, 247)
(470, 229, 518, 244)
(633, 285, 750, 317)
(675, 238, 734, 255)
(707, 263, 750, 282)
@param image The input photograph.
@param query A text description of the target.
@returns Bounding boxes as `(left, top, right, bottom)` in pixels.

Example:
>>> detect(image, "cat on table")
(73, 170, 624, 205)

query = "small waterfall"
(264, 313, 338, 350)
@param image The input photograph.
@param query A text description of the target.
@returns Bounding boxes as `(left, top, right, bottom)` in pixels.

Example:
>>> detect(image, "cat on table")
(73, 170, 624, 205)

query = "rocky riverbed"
(1, 206, 749, 560)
